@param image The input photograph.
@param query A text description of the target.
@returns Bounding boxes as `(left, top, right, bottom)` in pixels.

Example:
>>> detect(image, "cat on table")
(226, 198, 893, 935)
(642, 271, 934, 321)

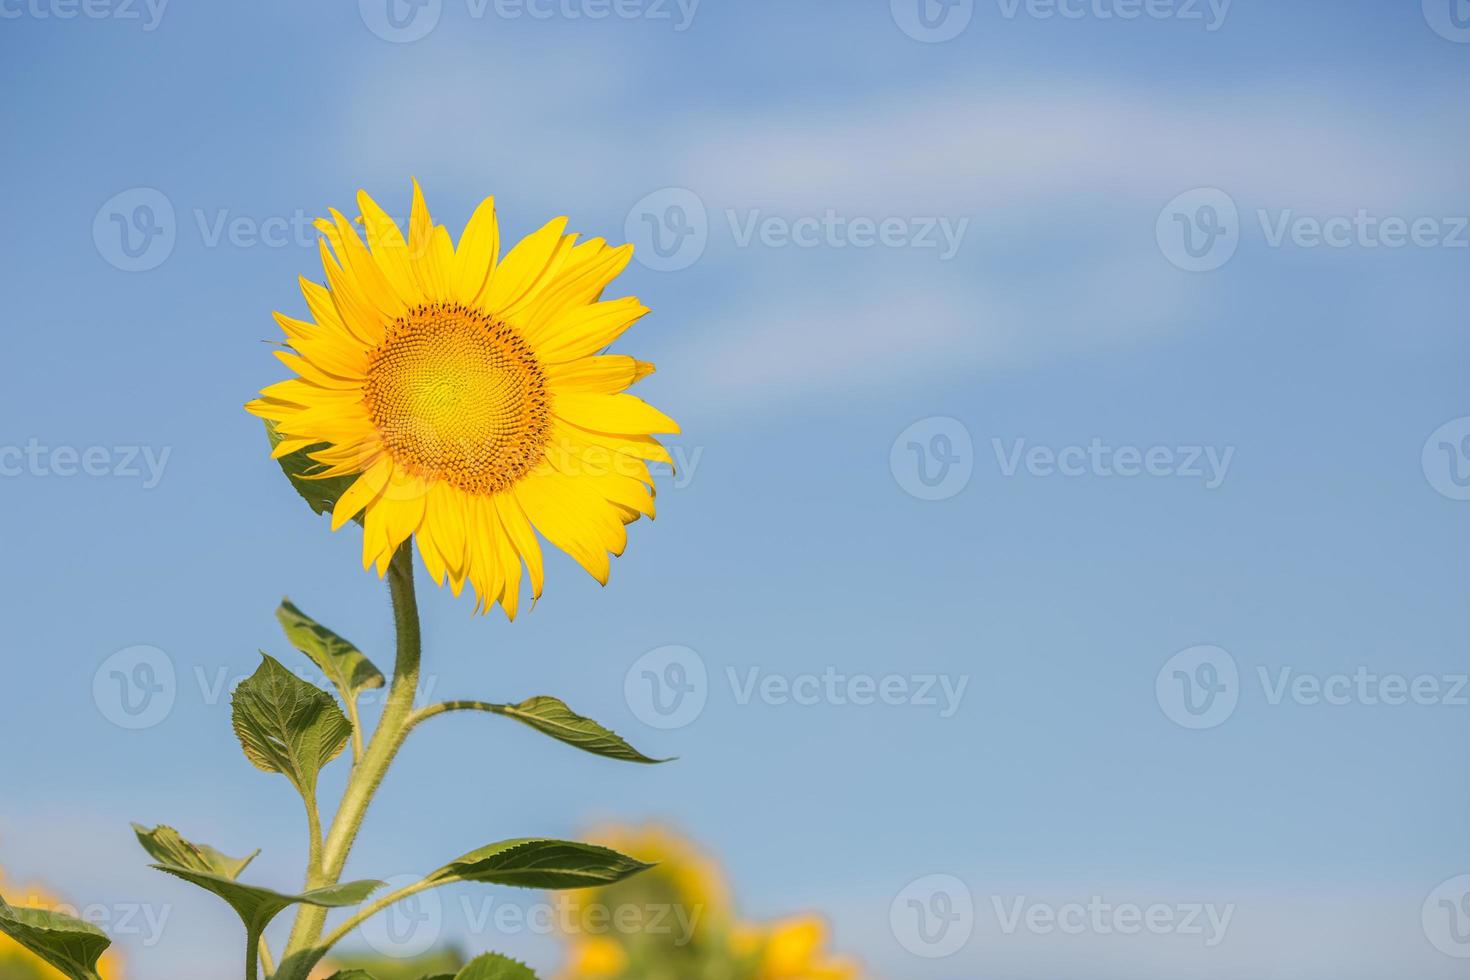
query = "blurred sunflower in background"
(556, 825, 862, 980)
(248, 181, 678, 618)
(0, 867, 125, 980)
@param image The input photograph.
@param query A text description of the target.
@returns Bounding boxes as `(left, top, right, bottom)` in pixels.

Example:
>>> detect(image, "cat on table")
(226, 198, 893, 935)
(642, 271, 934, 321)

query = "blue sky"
(1, 1, 1469, 977)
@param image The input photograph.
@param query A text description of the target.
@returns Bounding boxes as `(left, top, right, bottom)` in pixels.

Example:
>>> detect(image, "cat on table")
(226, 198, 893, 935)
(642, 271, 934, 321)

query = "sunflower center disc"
(364, 303, 551, 494)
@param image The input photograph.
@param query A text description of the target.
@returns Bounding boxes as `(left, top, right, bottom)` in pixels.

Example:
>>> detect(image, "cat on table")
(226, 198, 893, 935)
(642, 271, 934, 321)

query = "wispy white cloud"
(335, 52, 1466, 415)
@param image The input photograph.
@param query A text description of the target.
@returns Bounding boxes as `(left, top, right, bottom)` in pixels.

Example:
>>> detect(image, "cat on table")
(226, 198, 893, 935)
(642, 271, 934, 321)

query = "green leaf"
(231, 653, 352, 798)
(150, 864, 380, 938)
(455, 953, 538, 980)
(0, 895, 111, 980)
(264, 419, 356, 517)
(131, 823, 258, 879)
(498, 696, 669, 764)
(276, 598, 384, 706)
(326, 972, 379, 980)
(427, 839, 652, 891)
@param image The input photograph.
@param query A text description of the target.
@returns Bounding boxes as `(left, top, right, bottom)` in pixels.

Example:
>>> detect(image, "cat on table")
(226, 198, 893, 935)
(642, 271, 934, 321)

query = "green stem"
(408, 699, 505, 726)
(246, 928, 260, 980)
(257, 936, 275, 978)
(275, 541, 423, 980)
(314, 876, 440, 955)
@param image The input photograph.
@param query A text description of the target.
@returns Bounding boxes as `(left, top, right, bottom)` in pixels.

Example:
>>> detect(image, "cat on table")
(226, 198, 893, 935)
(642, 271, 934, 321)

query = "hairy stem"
(314, 876, 440, 955)
(408, 699, 505, 726)
(246, 928, 259, 980)
(257, 936, 275, 977)
(276, 541, 423, 980)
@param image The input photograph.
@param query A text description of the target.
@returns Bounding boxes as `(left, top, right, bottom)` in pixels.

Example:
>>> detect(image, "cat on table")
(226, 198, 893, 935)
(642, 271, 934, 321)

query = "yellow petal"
(453, 195, 499, 303)
(477, 217, 571, 315)
(329, 209, 407, 322)
(546, 355, 653, 394)
(331, 456, 393, 530)
(521, 240, 633, 337)
(553, 392, 680, 436)
(514, 470, 623, 584)
(357, 188, 420, 303)
(530, 297, 649, 364)
(494, 492, 544, 600)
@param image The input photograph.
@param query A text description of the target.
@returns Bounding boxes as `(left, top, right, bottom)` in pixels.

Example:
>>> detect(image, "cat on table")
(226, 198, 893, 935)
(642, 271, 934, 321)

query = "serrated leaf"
(0, 895, 111, 980)
(427, 839, 652, 891)
(264, 419, 356, 517)
(326, 972, 379, 980)
(231, 653, 351, 799)
(455, 953, 538, 980)
(276, 598, 384, 705)
(150, 864, 380, 937)
(499, 696, 668, 764)
(132, 823, 258, 880)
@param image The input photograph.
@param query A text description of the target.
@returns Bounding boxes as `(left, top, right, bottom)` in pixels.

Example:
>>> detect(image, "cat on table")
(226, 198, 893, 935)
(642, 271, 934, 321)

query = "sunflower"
(248, 182, 678, 617)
